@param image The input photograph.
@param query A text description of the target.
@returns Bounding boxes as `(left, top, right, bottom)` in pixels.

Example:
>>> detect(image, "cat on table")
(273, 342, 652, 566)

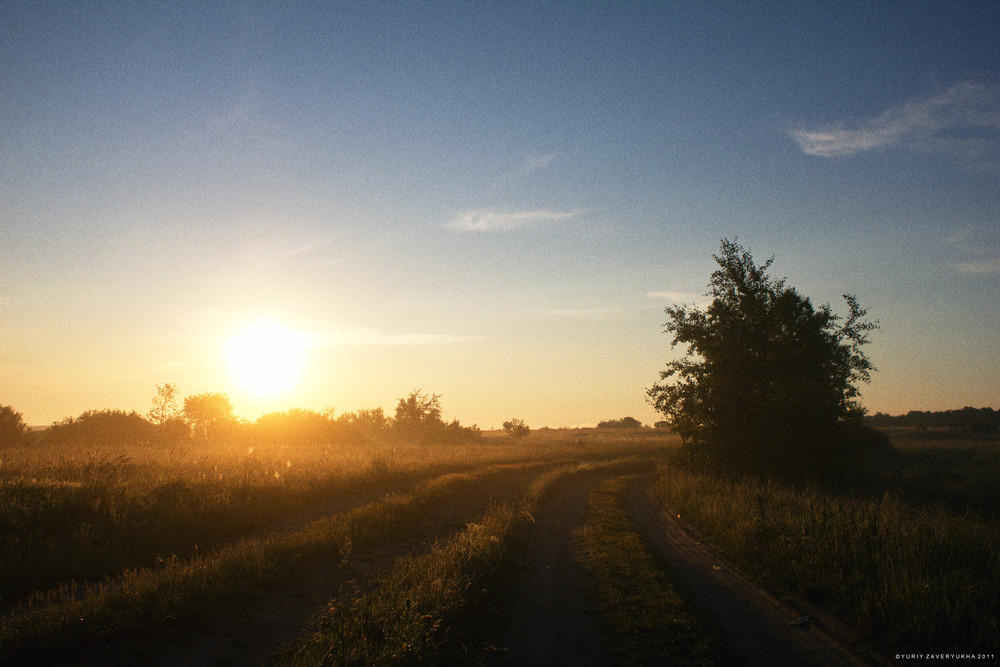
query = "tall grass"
(277, 503, 530, 666)
(278, 460, 661, 666)
(654, 442, 1000, 652)
(0, 433, 675, 605)
(0, 464, 540, 663)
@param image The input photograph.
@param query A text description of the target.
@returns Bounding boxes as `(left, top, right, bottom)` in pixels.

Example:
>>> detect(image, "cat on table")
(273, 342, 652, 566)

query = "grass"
(581, 476, 726, 666)
(653, 430, 1000, 653)
(0, 432, 675, 604)
(0, 463, 540, 663)
(276, 502, 530, 666)
(18, 425, 998, 660)
(276, 461, 660, 666)
(0, 430, 674, 662)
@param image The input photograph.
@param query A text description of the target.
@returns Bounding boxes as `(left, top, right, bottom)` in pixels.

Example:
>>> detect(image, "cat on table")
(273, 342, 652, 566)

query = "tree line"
(0, 388, 482, 449)
(866, 407, 999, 434)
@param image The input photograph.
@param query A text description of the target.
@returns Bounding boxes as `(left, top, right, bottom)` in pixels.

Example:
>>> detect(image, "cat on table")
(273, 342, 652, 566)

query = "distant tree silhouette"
(44, 409, 155, 448)
(502, 418, 531, 438)
(342, 407, 391, 435)
(597, 417, 643, 429)
(393, 390, 442, 441)
(392, 390, 479, 444)
(0, 404, 30, 447)
(254, 409, 332, 447)
(647, 238, 885, 475)
(183, 392, 236, 441)
(148, 382, 180, 425)
(867, 407, 999, 434)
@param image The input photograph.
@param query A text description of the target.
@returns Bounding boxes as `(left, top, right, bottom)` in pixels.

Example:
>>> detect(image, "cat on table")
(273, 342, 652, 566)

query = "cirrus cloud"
(646, 290, 712, 306)
(791, 81, 1000, 162)
(956, 258, 1000, 275)
(445, 208, 580, 233)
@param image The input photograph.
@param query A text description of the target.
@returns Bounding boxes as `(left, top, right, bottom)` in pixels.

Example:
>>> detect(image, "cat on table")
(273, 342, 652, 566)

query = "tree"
(183, 392, 235, 441)
(338, 407, 391, 437)
(255, 409, 332, 447)
(647, 239, 883, 475)
(391, 391, 479, 444)
(393, 390, 443, 441)
(0, 404, 30, 447)
(43, 409, 155, 448)
(148, 382, 180, 425)
(502, 418, 531, 438)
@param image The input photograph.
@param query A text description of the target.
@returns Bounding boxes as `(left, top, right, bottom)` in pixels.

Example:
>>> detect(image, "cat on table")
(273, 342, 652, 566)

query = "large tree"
(647, 239, 882, 474)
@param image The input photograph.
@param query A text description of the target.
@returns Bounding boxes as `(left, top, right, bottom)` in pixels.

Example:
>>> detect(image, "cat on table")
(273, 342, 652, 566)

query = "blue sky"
(2, 2, 998, 427)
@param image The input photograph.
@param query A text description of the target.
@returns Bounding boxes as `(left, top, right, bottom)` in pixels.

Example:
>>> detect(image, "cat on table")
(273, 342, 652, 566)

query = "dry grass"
(654, 430, 1000, 652)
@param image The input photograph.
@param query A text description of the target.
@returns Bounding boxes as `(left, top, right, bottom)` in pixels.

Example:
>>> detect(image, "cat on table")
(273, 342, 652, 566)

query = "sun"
(226, 321, 307, 396)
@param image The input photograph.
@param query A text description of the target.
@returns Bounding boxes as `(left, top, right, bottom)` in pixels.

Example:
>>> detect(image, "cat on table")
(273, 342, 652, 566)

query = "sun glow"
(226, 321, 307, 396)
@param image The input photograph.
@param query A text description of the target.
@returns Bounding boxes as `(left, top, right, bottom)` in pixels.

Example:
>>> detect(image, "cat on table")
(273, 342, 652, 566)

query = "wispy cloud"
(791, 81, 1000, 162)
(445, 208, 580, 233)
(956, 258, 1000, 274)
(944, 225, 1000, 275)
(646, 291, 712, 306)
(519, 153, 557, 173)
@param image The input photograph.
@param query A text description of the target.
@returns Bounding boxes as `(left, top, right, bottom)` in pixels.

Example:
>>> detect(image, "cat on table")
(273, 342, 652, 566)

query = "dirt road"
(53, 462, 882, 665)
(501, 471, 611, 666)
(501, 470, 881, 666)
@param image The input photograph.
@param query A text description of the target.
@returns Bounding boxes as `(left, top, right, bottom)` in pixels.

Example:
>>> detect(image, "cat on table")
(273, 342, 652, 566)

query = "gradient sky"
(2, 2, 998, 428)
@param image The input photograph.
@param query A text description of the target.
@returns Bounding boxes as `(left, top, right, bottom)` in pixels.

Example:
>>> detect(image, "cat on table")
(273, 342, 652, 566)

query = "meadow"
(654, 429, 1000, 654)
(1, 423, 997, 663)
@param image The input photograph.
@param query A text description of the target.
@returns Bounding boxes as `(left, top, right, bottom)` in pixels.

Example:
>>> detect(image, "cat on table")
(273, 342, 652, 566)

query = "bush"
(597, 417, 642, 429)
(42, 410, 157, 448)
(502, 419, 531, 438)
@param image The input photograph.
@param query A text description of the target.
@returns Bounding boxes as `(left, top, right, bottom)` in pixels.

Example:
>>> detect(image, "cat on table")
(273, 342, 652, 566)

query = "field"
(1, 427, 998, 664)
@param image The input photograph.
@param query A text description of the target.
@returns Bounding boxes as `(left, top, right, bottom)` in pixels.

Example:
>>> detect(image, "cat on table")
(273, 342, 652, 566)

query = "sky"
(2, 1, 998, 428)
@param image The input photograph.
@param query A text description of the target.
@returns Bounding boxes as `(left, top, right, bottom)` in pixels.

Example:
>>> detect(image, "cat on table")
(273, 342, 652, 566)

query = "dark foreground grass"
(0, 432, 677, 604)
(0, 464, 539, 664)
(654, 437, 1000, 654)
(581, 476, 726, 666)
(274, 465, 587, 666)
(277, 460, 660, 666)
(276, 503, 529, 666)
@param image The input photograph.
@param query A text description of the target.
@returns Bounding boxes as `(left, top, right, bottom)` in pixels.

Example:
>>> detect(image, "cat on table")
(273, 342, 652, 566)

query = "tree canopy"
(647, 239, 884, 474)
(182, 392, 236, 441)
(0, 405, 30, 447)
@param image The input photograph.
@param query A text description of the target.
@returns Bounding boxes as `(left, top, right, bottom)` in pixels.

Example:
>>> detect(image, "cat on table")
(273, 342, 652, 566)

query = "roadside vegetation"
(2, 398, 997, 662)
(0, 387, 657, 605)
(654, 429, 1000, 653)
(0, 465, 544, 662)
